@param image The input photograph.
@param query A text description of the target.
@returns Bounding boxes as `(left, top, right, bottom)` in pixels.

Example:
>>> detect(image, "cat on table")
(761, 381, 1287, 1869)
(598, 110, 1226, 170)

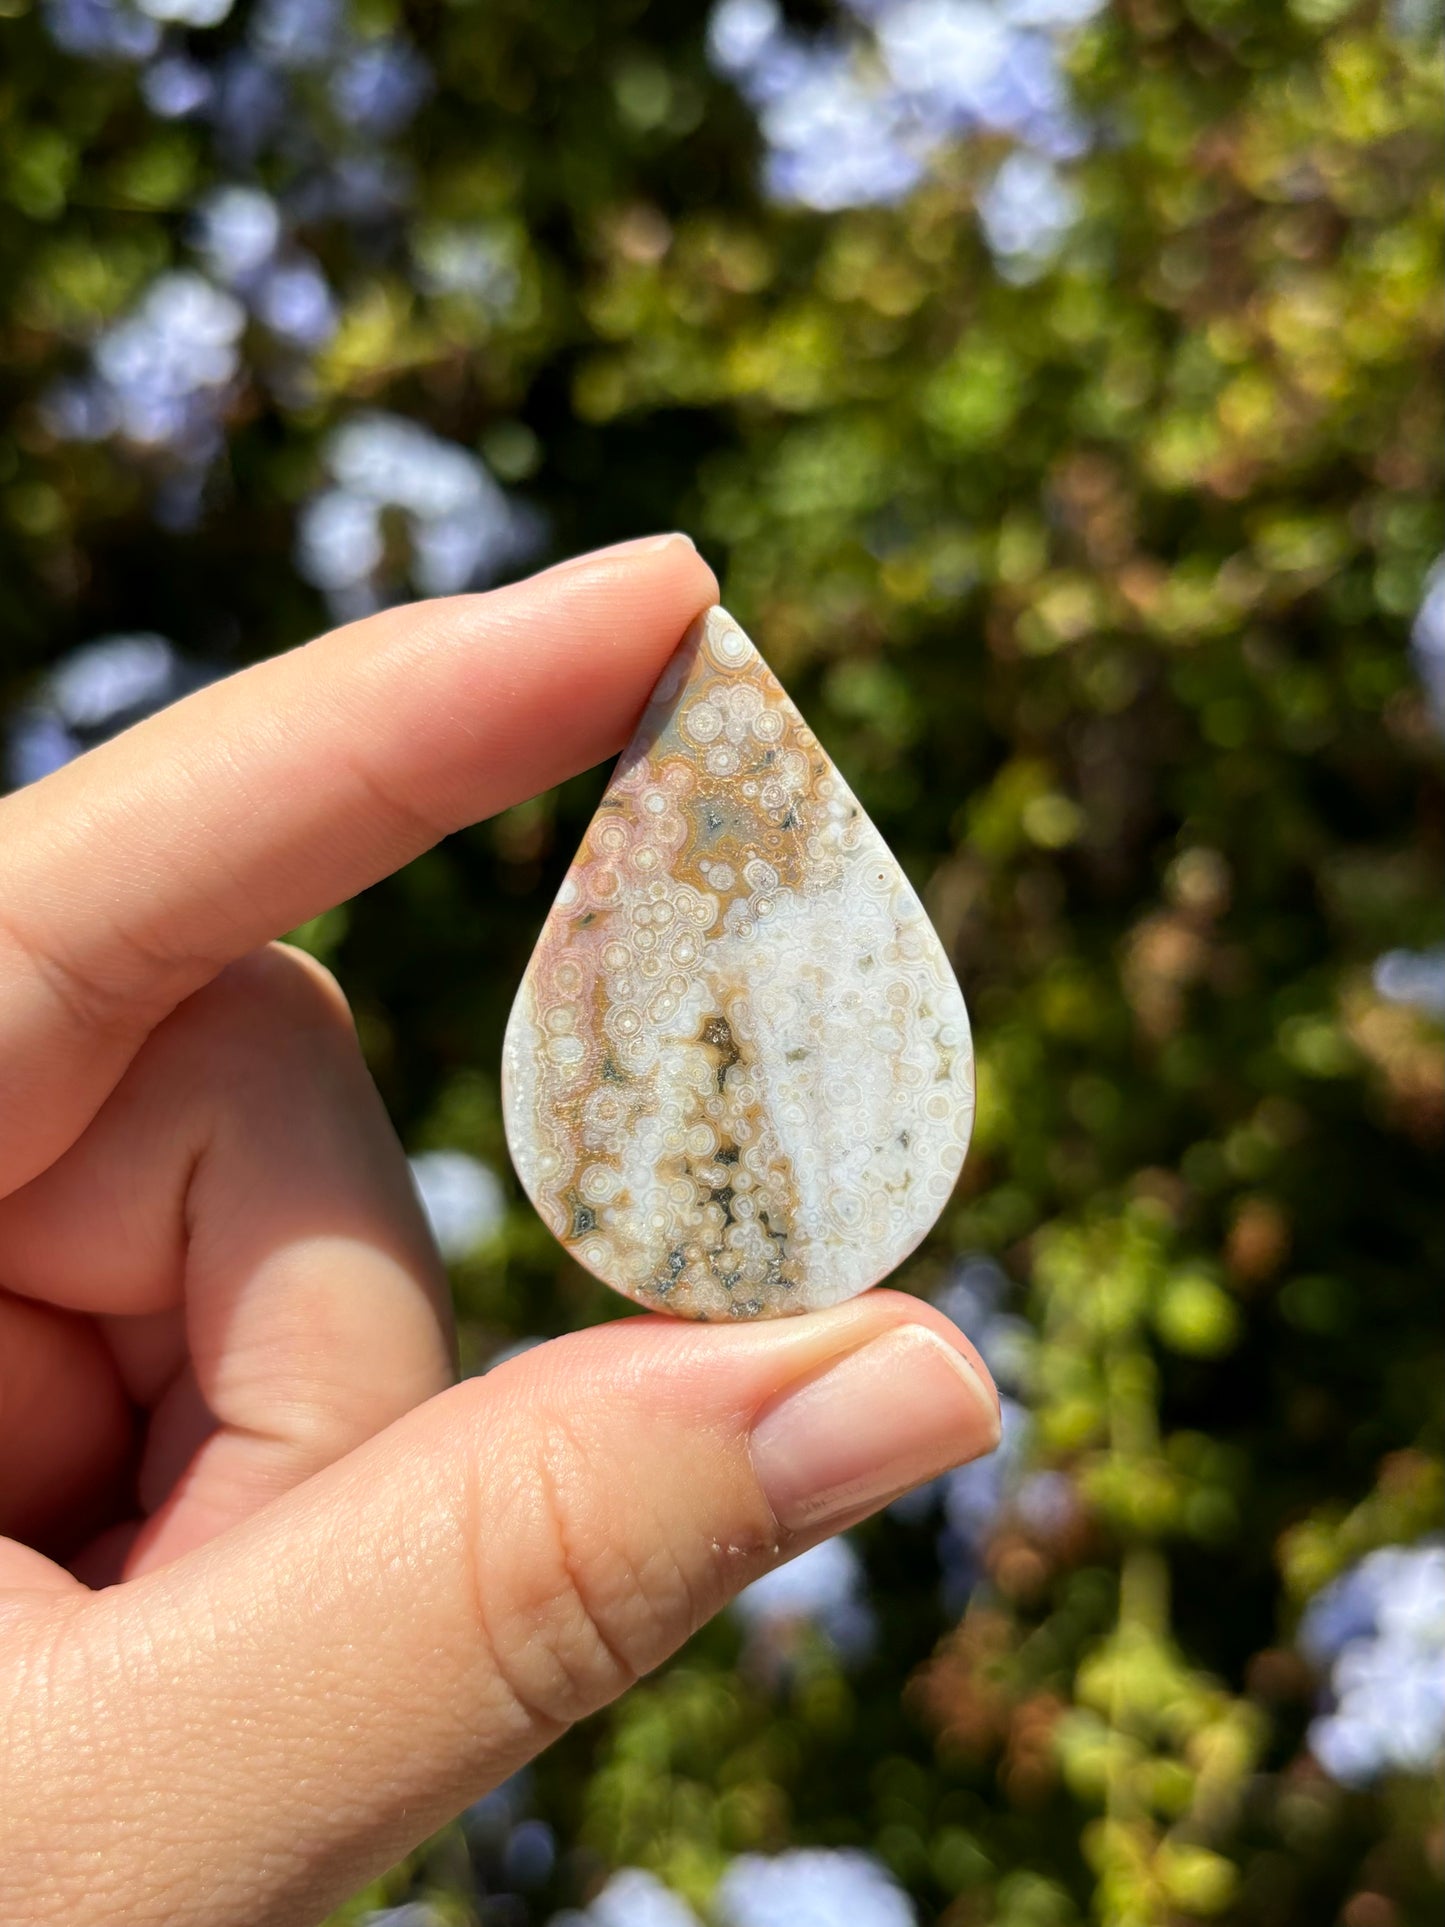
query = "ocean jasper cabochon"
(502, 607, 974, 1319)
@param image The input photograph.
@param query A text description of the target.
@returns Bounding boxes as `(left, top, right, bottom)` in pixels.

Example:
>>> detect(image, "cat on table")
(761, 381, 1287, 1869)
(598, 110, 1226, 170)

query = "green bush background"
(1, 2, 1441, 1922)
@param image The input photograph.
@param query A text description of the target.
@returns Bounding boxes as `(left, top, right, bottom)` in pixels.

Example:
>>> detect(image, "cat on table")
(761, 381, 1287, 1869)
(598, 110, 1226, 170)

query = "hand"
(0, 538, 1001, 1927)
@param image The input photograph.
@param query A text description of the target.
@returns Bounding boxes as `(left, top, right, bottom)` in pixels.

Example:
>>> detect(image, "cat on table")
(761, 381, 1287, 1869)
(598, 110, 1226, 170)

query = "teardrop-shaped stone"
(502, 607, 974, 1320)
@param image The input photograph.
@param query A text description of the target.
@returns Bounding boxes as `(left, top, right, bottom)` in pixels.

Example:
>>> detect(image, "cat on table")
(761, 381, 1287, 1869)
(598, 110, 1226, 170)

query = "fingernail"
(548, 532, 696, 572)
(750, 1327, 1002, 1535)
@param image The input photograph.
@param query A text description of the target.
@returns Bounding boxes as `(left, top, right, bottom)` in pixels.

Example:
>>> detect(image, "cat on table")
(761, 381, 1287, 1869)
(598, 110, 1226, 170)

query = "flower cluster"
(552, 1866, 703, 1927)
(1299, 1542, 1445, 1788)
(549, 1850, 918, 1927)
(44, 273, 247, 523)
(1366, 550, 1445, 1016)
(407, 1150, 508, 1264)
(731, 1534, 876, 1673)
(194, 185, 337, 351)
(5, 633, 217, 787)
(705, 0, 1095, 272)
(882, 1256, 1041, 1603)
(716, 1849, 916, 1927)
(1412, 555, 1445, 731)
(1372, 947, 1445, 1018)
(39, 0, 441, 521)
(296, 413, 544, 619)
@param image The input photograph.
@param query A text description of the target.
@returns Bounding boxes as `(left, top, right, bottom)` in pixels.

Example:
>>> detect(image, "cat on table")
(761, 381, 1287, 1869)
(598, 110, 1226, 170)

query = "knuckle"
(0, 893, 167, 1044)
(337, 745, 459, 852)
(462, 1385, 698, 1732)
(169, 942, 356, 1058)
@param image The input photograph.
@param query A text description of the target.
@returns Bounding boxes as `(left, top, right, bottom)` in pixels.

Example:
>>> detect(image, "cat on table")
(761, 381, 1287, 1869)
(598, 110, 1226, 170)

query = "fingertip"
(538, 530, 714, 584)
(848, 1288, 1003, 1420)
(496, 1287, 1003, 1543)
(749, 1320, 1001, 1534)
(30, 1279, 994, 1919)
(337, 531, 721, 829)
(493, 1285, 1001, 1431)
(509, 530, 719, 638)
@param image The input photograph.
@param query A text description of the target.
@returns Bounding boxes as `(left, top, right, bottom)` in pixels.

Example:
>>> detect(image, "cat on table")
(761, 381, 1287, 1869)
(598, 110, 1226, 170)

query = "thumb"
(4, 1291, 999, 1927)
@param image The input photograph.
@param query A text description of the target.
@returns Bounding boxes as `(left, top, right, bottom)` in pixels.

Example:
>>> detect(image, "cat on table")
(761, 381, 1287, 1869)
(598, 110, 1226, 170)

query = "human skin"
(0, 537, 1000, 1926)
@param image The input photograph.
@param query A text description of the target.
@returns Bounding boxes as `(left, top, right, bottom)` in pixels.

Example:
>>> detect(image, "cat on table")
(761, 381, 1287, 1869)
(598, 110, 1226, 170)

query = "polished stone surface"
(502, 607, 974, 1318)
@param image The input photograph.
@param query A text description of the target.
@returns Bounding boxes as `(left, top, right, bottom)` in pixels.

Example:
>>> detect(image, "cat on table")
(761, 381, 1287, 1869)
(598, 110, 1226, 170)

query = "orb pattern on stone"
(502, 607, 974, 1319)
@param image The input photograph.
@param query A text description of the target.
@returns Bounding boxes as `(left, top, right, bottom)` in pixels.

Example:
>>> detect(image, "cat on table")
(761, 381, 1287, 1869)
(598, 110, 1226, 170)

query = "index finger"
(0, 536, 718, 1196)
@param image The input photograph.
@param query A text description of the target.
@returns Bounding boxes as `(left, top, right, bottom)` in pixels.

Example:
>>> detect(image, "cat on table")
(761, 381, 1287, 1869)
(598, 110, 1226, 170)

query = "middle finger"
(0, 943, 455, 1577)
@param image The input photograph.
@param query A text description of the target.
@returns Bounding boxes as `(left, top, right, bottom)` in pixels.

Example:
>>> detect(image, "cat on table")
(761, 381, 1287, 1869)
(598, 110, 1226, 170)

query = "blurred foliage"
(1, 1, 1443, 1924)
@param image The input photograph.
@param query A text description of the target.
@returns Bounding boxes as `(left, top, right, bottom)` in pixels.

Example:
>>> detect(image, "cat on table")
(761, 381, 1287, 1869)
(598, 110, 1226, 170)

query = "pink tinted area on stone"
(502, 607, 974, 1319)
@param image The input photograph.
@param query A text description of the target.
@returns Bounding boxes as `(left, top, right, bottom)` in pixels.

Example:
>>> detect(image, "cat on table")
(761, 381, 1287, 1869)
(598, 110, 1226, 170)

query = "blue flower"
(716, 1848, 916, 1927)
(760, 56, 929, 212)
(254, 257, 339, 348)
(248, 0, 345, 71)
(706, 0, 1098, 212)
(733, 1535, 876, 1666)
(6, 634, 218, 789)
(707, 0, 783, 78)
(330, 40, 432, 137)
(408, 1151, 508, 1262)
(42, 0, 160, 63)
(1301, 1543, 1445, 1787)
(85, 271, 246, 455)
(141, 55, 214, 118)
(1411, 554, 1445, 734)
(933, 1255, 1034, 1394)
(6, 712, 80, 789)
(295, 490, 385, 598)
(554, 1868, 702, 1927)
(194, 186, 283, 287)
(976, 149, 1079, 277)
(138, 0, 234, 26)
(1372, 947, 1445, 1018)
(297, 413, 544, 616)
(208, 52, 290, 162)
